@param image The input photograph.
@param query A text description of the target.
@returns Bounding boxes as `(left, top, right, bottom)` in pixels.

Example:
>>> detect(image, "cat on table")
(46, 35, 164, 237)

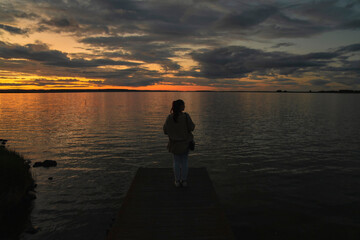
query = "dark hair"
(171, 99, 184, 122)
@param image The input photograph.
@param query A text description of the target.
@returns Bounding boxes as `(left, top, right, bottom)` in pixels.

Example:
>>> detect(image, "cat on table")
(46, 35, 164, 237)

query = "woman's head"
(171, 99, 185, 113)
(171, 99, 185, 122)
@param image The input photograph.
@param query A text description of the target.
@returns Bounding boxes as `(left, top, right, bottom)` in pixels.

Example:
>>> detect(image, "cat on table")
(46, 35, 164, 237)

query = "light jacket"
(163, 112, 195, 154)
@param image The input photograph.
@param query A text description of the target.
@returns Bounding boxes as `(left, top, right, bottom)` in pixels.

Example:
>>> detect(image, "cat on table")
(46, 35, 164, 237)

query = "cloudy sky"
(0, 0, 359, 91)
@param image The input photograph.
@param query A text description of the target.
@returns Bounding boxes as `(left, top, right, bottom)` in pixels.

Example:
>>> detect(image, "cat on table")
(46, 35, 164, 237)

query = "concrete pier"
(106, 167, 235, 240)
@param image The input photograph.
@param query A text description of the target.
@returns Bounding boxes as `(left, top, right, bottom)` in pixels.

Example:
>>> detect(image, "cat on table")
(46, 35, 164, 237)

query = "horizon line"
(0, 89, 359, 94)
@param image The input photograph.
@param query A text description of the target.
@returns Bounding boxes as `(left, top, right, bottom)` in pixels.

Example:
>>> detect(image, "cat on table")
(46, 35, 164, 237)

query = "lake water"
(0, 92, 359, 240)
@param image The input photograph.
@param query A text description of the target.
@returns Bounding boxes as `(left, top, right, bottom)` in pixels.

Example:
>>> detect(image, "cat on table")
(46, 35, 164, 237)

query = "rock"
(42, 160, 57, 167)
(33, 162, 43, 167)
(48, 177, 53, 180)
(33, 160, 57, 168)
(0, 139, 8, 146)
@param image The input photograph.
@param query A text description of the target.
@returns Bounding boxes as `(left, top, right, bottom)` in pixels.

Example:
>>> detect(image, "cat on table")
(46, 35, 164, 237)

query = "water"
(0, 92, 359, 239)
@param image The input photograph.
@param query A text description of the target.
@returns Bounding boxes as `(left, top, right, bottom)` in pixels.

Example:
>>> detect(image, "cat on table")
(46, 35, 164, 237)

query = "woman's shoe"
(175, 181, 181, 187)
(181, 181, 188, 187)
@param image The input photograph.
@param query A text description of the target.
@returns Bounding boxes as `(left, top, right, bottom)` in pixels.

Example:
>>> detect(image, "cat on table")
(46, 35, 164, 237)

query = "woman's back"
(164, 113, 190, 141)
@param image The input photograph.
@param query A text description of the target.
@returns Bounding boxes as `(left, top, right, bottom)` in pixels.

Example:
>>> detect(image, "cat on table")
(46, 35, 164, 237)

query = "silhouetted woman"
(163, 99, 195, 187)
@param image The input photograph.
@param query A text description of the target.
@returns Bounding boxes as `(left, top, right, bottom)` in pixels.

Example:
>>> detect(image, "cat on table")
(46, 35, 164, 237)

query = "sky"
(0, 0, 359, 91)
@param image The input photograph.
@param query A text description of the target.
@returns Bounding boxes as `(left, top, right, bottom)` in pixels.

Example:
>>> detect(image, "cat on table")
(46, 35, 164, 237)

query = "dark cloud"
(294, 0, 358, 26)
(145, 21, 199, 38)
(0, 3, 38, 23)
(81, 36, 148, 47)
(0, 41, 67, 62)
(95, 0, 139, 13)
(32, 78, 88, 86)
(337, 43, 360, 53)
(81, 36, 182, 71)
(0, 41, 164, 87)
(275, 81, 299, 86)
(189, 43, 360, 89)
(308, 79, 331, 86)
(54, 58, 139, 68)
(40, 18, 76, 28)
(342, 19, 360, 29)
(191, 46, 331, 79)
(120, 78, 163, 87)
(0, 58, 161, 88)
(302, 52, 339, 60)
(258, 13, 329, 38)
(271, 42, 295, 48)
(213, 1, 355, 39)
(0, 24, 26, 34)
(273, 78, 296, 82)
(0, 82, 31, 86)
(268, 77, 299, 86)
(6, 0, 360, 40)
(9, 0, 356, 45)
(218, 6, 278, 29)
(332, 76, 360, 86)
(96, 67, 165, 87)
(36, 17, 83, 33)
(0, 78, 93, 88)
(0, 41, 139, 68)
(231, 1, 360, 39)
(0, 0, 359, 89)
(324, 60, 360, 74)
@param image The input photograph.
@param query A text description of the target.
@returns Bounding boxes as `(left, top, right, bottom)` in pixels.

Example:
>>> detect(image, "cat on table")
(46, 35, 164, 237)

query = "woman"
(163, 99, 195, 187)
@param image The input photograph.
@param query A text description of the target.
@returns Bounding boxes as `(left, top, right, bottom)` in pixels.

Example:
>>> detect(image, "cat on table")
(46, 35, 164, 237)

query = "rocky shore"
(0, 146, 37, 239)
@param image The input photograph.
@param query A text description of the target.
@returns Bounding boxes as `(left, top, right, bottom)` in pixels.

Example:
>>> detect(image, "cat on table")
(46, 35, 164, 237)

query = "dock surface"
(107, 167, 235, 240)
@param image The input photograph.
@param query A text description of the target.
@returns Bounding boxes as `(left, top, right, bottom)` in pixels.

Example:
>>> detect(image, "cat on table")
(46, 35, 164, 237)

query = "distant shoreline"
(0, 89, 359, 94)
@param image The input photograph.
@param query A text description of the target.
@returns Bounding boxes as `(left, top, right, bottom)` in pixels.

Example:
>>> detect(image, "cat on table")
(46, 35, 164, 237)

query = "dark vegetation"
(0, 147, 36, 239)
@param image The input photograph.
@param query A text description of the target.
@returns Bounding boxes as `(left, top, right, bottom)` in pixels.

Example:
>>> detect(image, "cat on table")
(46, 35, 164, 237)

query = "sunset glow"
(1, 0, 360, 91)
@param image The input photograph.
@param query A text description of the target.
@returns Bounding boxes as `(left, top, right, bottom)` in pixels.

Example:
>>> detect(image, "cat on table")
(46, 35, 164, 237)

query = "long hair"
(171, 99, 184, 122)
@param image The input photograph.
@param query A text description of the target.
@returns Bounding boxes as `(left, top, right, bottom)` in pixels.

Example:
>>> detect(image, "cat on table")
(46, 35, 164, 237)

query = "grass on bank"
(0, 147, 35, 237)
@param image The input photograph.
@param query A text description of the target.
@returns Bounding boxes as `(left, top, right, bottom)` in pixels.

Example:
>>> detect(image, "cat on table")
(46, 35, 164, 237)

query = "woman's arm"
(163, 115, 169, 135)
(186, 113, 195, 132)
